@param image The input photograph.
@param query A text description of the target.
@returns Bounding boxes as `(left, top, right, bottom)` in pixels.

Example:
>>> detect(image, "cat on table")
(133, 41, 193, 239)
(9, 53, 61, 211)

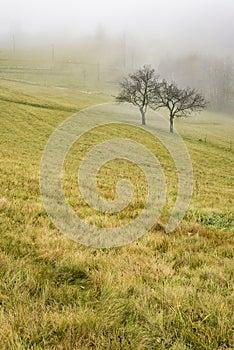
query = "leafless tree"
(116, 65, 160, 125)
(152, 80, 208, 133)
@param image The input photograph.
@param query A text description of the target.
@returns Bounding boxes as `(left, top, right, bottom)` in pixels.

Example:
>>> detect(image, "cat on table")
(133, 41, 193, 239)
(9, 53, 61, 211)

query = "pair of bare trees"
(116, 65, 208, 132)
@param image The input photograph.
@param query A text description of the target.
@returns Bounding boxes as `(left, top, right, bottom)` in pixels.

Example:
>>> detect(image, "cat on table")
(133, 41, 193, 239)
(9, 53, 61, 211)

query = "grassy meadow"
(0, 48, 234, 349)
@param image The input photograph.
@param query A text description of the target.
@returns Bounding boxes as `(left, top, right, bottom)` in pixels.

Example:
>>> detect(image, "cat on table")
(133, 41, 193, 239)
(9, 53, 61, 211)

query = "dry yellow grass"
(0, 54, 233, 349)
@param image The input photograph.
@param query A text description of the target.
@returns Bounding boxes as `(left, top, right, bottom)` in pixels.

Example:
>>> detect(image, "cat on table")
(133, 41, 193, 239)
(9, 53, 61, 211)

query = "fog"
(0, 0, 233, 56)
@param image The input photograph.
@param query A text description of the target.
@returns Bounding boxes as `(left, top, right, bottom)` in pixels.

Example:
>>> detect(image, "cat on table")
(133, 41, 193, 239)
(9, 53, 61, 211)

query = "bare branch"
(116, 65, 161, 125)
(151, 80, 208, 132)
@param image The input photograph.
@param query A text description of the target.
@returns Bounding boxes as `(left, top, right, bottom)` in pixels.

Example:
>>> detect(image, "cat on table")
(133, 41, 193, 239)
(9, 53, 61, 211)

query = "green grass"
(0, 50, 234, 349)
(0, 47, 122, 91)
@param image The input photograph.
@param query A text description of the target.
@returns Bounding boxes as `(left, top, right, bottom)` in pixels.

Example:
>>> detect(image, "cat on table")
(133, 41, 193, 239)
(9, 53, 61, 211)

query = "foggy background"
(0, 0, 233, 55)
(0, 0, 233, 110)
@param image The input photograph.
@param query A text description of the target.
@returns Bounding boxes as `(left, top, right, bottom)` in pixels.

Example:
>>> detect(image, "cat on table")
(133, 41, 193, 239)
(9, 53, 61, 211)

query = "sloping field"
(0, 74, 234, 349)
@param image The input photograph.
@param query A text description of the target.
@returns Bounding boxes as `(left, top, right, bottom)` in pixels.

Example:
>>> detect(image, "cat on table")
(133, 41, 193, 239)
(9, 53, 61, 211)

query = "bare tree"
(116, 65, 160, 125)
(152, 80, 208, 133)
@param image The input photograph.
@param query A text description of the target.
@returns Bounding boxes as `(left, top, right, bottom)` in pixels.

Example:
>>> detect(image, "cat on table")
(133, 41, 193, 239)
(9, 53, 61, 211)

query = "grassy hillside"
(0, 52, 234, 349)
(0, 48, 122, 91)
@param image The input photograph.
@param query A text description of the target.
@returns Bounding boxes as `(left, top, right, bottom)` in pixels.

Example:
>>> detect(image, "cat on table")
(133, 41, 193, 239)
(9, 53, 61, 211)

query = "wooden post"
(131, 50, 135, 70)
(122, 33, 126, 69)
(51, 44, 55, 62)
(97, 62, 100, 81)
(12, 35, 15, 52)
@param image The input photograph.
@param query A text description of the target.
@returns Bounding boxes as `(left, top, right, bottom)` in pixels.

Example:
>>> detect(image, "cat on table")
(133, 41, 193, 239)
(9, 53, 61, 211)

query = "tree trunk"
(140, 109, 146, 125)
(170, 115, 174, 133)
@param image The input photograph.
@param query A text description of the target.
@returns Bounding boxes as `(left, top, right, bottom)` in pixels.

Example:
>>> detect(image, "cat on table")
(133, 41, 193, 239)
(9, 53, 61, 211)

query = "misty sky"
(0, 0, 233, 55)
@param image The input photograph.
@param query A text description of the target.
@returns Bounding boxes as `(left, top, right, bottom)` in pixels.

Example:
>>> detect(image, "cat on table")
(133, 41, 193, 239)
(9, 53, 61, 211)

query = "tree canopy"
(116, 65, 160, 125)
(152, 80, 208, 132)
(116, 66, 208, 132)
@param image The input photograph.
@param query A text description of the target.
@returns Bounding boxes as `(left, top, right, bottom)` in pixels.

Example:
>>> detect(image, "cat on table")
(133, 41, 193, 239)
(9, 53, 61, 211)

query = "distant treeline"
(158, 54, 234, 110)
